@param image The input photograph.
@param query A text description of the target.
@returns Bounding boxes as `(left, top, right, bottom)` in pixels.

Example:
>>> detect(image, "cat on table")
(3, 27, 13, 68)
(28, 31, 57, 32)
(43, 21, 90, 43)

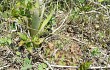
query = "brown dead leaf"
(70, 42, 82, 56)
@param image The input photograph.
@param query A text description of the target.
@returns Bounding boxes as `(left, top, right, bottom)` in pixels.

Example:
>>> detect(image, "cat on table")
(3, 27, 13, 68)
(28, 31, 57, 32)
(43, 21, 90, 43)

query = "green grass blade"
(40, 4, 45, 21)
(38, 10, 54, 34)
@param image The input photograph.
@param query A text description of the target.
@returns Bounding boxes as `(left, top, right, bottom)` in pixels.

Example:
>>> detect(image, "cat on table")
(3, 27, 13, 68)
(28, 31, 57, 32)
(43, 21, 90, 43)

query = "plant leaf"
(18, 40, 25, 46)
(40, 4, 45, 21)
(18, 32, 28, 41)
(30, 9, 40, 37)
(0, 37, 12, 45)
(32, 36, 44, 45)
(38, 64, 44, 70)
(16, 51, 21, 55)
(98, 0, 104, 2)
(79, 0, 85, 3)
(38, 63, 47, 70)
(38, 10, 54, 34)
(21, 58, 32, 70)
(27, 47, 33, 53)
(78, 61, 92, 70)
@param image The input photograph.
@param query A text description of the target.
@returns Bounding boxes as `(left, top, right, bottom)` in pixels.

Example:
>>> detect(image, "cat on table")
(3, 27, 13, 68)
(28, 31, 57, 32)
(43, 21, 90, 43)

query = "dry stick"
(52, 15, 67, 33)
(79, 9, 110, 19)
(39, 54, 53, 70)
(86, 0, 107, 9)
(0, 64, 11, 70)
(79, 10, 102, 15)
(89, 66, 110, 69)
(51, 65, 110, 69)
(79, 1, 110, 18)
(72, 37, 87, 45)
(90, 1, 107, 9)
(51, 65, 78, 68)
(52, 10, 72, 34)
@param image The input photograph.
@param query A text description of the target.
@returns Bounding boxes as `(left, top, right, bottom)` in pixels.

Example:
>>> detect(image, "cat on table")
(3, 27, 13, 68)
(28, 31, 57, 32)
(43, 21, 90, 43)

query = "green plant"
(78, 61, 92, 70)
(98, 0, 104, 2)
(0, 35, 12, 45)
(14, 0, 56, 54)
(17, 31, 45, 52)
(38, 63, 47, 70)
(21, 58, 32, 70)
(78, 0, 85, 3)
(29, 0, 55, 37)
(91, 47, 100, 56)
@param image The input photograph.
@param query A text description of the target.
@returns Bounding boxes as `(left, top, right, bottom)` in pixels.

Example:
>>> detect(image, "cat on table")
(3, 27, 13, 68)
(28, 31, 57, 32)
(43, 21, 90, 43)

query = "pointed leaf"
(38, 10, 54, 33)
(79, 0, 85, 3)
(18, 32, 28, 41)
(98, 0, 104, 2)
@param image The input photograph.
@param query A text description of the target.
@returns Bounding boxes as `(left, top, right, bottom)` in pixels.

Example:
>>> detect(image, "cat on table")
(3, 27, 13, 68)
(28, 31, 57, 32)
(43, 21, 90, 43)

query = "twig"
(89, 66, 110, 69)
(79, 10, 102, 15)
(79, 1, 110, 17)
(89, 1, 107, 9)
(51, 65, 110, 69)
(0, 64, 11, 70)
(51, 65, 78, 68)
(72, 37, 87, 45)
(39, 54, 53, 70)
(52, 10, 72, 33)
